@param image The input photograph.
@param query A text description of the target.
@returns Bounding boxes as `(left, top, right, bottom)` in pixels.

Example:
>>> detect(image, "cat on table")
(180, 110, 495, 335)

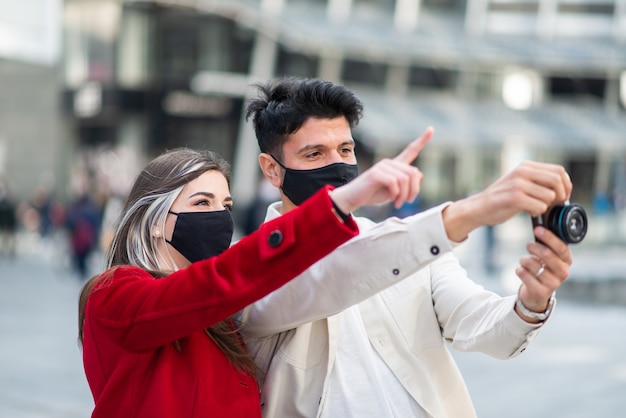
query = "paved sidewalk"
(0, 225, 624, 418)
(454, 301, 626, 418)
(0, 255, 93, 418)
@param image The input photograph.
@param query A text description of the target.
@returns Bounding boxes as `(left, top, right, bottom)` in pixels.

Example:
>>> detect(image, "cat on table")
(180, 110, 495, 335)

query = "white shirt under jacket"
(237, 202, 548, 418)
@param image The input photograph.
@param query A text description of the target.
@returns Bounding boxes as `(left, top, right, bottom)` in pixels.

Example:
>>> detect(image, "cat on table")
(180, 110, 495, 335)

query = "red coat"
(82, 187, 357, 418)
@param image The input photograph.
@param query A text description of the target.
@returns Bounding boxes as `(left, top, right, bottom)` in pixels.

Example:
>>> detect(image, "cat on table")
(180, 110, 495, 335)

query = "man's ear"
(259, 153, 283, 188)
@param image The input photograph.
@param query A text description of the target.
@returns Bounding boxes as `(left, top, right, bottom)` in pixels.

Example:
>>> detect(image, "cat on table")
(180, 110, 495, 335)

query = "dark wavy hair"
(245, 77, 364, 159)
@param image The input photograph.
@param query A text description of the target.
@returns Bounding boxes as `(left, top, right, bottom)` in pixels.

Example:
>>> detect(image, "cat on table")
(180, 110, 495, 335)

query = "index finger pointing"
(393, 126, 434, 165)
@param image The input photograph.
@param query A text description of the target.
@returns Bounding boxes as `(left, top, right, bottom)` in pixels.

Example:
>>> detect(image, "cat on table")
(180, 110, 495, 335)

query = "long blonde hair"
(78, 148, 256, 376)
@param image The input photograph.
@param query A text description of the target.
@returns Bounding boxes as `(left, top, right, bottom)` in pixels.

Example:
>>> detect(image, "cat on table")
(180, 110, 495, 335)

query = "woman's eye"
(225, 205, 233, 212)
(195, 199, 210, 206)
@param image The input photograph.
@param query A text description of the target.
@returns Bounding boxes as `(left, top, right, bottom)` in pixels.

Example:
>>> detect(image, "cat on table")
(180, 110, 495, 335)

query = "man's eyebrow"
(297, 144, 325, 154)
(297, 140, 355, 154)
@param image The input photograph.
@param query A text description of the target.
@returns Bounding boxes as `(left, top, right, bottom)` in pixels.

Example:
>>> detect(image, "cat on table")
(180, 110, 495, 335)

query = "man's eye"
(225, 205, 234, 212)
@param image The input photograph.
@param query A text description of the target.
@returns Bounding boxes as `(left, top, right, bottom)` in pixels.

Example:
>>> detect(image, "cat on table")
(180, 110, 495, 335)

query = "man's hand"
(330, 127, 433, 214)
(514, 226, 573, 323)
(442, 161, 573, 242)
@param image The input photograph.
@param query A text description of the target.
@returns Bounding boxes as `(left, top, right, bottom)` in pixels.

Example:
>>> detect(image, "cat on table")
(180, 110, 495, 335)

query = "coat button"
(430, 245, 440, 255)
(268, 230, 283, 247)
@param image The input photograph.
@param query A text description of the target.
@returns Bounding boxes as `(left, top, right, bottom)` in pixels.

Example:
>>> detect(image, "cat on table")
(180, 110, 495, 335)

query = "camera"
(531, 202, 588, 244)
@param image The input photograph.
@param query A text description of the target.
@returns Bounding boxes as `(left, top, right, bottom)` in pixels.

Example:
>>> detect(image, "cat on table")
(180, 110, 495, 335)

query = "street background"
(1, 224, 625, 418)
(1, 2, 625, 416)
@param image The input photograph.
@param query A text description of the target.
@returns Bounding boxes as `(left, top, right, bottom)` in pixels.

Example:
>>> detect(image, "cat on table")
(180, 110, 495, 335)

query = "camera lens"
(547, 204, 587, 244)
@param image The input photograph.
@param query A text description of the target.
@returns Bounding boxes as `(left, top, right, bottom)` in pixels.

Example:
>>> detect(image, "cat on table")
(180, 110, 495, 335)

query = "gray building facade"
(6, 0, 625, 234)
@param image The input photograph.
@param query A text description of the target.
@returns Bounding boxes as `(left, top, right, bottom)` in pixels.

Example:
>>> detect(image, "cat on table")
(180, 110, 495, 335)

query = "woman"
(78, 147, 423, 418)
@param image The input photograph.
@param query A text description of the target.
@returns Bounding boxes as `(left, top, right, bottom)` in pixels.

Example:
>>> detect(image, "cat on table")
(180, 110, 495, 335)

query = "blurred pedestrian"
(0, 177, 18, 258)
(66, 193, 101, 279)
(77, 146, 426, 418)
(31, 185, 56, 238)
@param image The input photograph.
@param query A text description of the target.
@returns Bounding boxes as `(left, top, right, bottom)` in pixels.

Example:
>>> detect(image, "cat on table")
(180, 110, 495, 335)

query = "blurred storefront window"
(63, 0, 120, 88)
(117, 8, 155, 89)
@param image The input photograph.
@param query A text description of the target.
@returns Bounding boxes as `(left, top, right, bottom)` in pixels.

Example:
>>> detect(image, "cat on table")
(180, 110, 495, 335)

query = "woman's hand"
(330, 127, 433, 214)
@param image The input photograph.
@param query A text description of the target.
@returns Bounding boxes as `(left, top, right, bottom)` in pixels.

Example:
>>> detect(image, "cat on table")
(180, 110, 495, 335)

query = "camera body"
(531, 202, 588, 244)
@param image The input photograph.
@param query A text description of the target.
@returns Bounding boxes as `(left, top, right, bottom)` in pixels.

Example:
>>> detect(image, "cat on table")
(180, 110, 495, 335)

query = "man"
(238, 77, 573, 418)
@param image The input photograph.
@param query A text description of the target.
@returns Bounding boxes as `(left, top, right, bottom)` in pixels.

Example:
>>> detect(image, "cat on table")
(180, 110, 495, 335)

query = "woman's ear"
(151, 226, 162, 238)
(259, 153, 283, 188)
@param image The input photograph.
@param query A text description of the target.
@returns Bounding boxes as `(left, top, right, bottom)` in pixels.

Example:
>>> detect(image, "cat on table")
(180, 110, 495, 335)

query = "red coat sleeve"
(87, 186, 358, 351)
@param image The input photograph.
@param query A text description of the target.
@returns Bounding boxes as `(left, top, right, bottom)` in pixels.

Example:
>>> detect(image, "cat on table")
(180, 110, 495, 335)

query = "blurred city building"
(0, 0, 63, 207)
(2, 0, 626, 240)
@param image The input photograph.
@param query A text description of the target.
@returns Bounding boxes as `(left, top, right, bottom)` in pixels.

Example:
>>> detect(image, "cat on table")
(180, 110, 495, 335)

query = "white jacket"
(239, 203, 546, 418)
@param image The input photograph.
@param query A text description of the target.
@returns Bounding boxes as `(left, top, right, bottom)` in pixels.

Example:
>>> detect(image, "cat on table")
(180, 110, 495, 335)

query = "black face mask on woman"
(166, 210, 234, 263)
(272, 156, 359, 206)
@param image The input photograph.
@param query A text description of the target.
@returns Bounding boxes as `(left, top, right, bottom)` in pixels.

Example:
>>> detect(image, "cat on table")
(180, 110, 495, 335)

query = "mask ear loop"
(268, 155, 289, 195)
(269, 155, 288, 170)
(163, 211, 179, 245)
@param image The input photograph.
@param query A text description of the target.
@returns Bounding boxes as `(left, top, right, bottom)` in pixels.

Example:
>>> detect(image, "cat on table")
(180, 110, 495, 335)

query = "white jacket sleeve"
(431, 254, 544, 359)
(237, 203, 456, 338)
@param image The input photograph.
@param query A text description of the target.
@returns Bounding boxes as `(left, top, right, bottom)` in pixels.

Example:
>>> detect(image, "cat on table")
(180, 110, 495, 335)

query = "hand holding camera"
(441, 160, 577, 322)
(442, 161, 575, 242)
(531, 202, 588, 244)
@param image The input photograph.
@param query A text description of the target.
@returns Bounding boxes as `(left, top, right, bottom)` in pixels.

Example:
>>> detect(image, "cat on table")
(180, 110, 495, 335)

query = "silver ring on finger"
(535, 263, 546, 278)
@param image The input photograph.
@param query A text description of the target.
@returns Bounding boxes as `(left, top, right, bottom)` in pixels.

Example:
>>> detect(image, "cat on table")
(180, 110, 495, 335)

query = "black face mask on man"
(271, 156, 359, 206)
(165, 210, 233, 263)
